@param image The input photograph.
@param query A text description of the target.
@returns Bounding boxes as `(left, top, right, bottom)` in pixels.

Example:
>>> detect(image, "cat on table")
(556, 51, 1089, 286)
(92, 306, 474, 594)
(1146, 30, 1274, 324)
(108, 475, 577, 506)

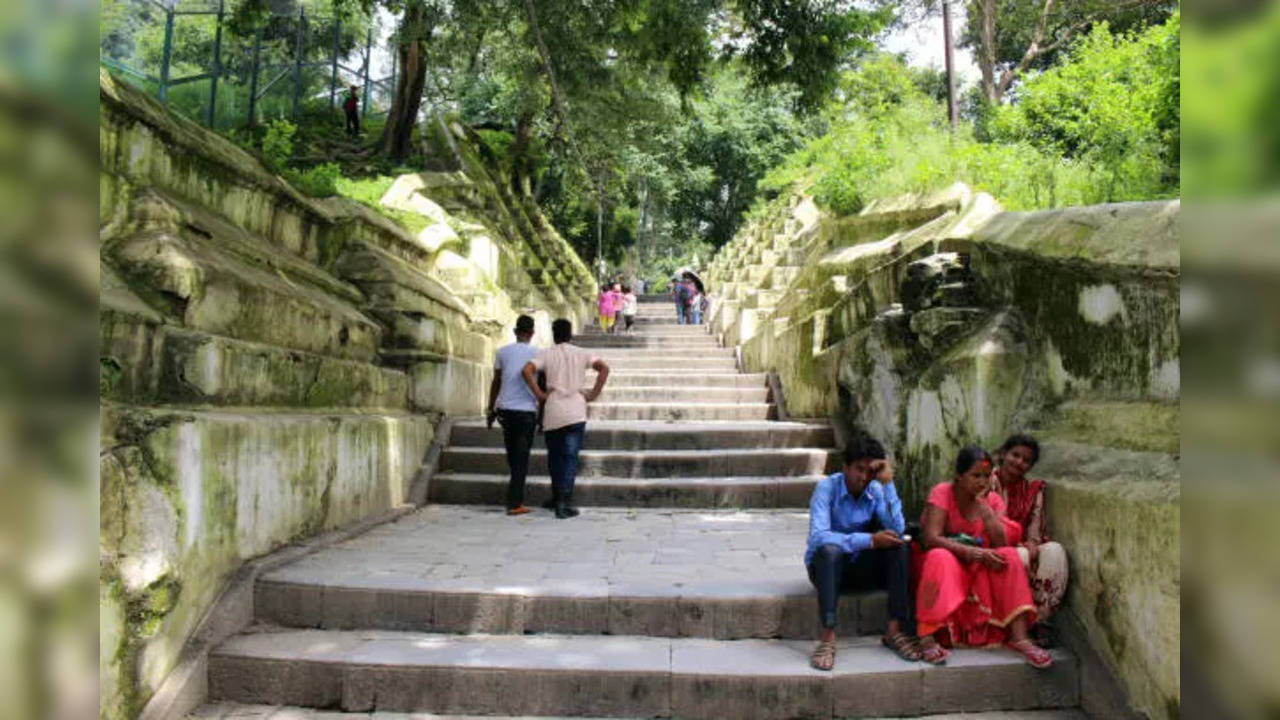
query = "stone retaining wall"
(707, 184, 1179, 719)
(98, 70, 593, 720)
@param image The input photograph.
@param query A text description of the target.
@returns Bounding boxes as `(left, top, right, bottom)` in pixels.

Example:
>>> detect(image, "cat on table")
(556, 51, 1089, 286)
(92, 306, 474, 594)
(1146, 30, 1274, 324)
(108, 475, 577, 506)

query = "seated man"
(806, 435, 919, 670)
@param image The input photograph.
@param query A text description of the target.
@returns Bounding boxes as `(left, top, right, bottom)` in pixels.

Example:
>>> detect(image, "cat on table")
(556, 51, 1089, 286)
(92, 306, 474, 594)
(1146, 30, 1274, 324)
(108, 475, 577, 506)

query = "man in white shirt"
(486, 315, 539, 515)
(521, 319, 610, 519)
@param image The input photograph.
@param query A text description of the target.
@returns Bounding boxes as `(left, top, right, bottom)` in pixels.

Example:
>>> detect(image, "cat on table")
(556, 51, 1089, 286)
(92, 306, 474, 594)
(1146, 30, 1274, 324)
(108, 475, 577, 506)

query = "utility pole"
(942, 0, 959, 131)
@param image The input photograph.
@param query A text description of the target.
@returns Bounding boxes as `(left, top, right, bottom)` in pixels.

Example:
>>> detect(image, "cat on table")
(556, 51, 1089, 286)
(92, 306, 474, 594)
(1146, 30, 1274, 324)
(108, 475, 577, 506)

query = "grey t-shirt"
(494, 342, 538, 412)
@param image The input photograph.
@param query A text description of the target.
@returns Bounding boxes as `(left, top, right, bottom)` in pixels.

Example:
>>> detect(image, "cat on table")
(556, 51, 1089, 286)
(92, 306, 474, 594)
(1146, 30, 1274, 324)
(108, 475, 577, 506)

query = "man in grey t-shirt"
(487, 315, 540, 515)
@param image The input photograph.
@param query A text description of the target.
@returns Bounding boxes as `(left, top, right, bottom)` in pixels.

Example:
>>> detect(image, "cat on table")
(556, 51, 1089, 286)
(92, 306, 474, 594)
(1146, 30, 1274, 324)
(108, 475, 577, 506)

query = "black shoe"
(554, 504, 580, 519)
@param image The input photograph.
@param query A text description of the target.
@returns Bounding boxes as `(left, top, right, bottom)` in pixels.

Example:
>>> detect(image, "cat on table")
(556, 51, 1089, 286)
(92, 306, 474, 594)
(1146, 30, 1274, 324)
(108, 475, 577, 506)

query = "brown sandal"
(809, 639, 836, 671)
(917, 636, 949, 665)
(881, 632, 922, 662)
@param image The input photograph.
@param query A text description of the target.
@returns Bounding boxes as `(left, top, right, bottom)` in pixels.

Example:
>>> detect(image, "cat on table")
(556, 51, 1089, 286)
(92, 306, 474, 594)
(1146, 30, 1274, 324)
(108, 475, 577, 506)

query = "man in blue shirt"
(807, 435, 917, 670)
(486, 315, 539, 516)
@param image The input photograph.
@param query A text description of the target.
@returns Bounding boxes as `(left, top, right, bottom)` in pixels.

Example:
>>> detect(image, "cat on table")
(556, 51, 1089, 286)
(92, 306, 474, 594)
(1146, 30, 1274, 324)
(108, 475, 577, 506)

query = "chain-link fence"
(100, 0, 397, 130)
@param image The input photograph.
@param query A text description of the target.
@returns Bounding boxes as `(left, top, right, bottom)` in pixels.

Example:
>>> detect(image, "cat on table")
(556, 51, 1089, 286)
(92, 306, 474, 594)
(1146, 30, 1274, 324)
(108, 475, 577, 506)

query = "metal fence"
(100, 0, 397, 130)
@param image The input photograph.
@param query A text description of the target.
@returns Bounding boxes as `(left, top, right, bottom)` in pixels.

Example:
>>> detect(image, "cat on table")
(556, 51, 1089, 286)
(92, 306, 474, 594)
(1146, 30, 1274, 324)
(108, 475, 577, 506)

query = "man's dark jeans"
(544, 422, 586, 498)
(498, 409, 537, 509)
(807, 543, 911, 631)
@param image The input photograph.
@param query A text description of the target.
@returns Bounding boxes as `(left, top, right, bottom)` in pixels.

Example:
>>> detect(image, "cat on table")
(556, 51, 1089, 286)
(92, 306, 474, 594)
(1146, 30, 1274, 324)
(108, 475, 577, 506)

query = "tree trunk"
(378, 3, 430, 161)
(973, 0, 1001, 104)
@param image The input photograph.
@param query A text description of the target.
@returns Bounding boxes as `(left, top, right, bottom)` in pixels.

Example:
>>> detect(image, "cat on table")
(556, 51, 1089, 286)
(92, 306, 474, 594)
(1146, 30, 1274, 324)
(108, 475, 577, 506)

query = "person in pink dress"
(915, 445, 1052, 668)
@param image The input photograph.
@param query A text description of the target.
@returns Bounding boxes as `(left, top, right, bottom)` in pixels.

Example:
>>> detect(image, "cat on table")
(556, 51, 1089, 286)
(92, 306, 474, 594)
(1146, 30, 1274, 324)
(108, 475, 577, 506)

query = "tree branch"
(995, 0, 1152, 96)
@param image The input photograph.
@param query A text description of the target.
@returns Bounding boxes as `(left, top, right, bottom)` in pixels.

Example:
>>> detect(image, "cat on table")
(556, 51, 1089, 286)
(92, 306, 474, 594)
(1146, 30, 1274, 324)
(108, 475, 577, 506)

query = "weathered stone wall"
(708, 184, 1179, 719)
(99, 70, 593, 720)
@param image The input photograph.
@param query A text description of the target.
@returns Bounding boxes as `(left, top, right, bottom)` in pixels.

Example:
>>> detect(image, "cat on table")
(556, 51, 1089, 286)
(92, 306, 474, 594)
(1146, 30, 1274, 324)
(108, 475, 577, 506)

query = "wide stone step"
(440, 447, 835, 477)
(189, 703, 1088, 720)
(448, 419, 833, 450)
(595, 357, 737, 371)
(587, 401, 773, 421)
(573, 336, 722, 349)
(586, 347, 736, 359)
(597, 386, 768, 403)
(429, 472, 818, 509)
(585, 371, 765, 388)
(209, 630, 1079, 718)
(255, 506, 838, 636)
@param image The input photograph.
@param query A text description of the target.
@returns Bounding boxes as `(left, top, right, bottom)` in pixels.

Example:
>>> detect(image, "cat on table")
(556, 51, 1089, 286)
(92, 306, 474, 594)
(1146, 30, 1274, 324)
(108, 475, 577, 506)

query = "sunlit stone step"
(440, 447, 835, 477)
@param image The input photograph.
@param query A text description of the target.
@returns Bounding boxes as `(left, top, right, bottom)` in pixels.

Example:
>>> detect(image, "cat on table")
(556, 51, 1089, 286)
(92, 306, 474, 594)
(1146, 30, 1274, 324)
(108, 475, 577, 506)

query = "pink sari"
(916, 482, 1037, 647)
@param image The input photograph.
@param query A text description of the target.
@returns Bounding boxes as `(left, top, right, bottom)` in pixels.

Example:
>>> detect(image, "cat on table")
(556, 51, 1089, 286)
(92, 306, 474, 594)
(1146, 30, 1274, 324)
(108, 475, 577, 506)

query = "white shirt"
(622, 293, 638, 315)
(531, 343, 600, 431)
(494, 342, 538, 412)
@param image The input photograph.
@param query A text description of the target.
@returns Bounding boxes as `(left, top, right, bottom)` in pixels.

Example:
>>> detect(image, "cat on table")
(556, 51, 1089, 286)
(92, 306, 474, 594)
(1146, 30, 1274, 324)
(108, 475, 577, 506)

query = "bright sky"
(881, 10, 981, 86)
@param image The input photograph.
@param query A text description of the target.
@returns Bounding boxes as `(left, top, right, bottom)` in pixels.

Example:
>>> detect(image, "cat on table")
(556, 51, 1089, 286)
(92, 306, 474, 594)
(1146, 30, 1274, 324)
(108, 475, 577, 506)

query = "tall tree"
(961, 0, 1174, 104)
(378, 0, 444, 160)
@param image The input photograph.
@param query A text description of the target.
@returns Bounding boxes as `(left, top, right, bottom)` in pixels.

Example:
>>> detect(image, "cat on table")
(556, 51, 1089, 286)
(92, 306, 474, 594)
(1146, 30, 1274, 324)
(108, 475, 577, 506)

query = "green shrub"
(261, 118, 296, 170)
(284, 162, 342, 197)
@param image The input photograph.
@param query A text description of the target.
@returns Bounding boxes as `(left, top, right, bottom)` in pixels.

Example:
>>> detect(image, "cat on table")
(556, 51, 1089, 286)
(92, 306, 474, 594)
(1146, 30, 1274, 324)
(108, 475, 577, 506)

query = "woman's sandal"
(1007, 638, 1054, 669)
(809, 639, 837, 671)
(881, 632, 922, 662)
(917, 636, 949, 665)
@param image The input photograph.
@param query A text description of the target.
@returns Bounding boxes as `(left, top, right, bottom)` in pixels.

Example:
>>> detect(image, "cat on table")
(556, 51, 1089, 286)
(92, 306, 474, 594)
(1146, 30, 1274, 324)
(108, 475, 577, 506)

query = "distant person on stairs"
(806, 435, 920, 671)
(522, 319, 610, 519)
(343, 85, 360, 139)
(670, 276, 689, 324)
(620, 285, 638, 333)
(597, 285, 618, 334)
(486, 315, 539, 516)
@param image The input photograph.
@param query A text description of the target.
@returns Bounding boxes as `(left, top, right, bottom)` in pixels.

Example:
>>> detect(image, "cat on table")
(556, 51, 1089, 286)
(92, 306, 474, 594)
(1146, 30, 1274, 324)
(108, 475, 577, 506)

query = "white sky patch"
(881, 11, 980, 86)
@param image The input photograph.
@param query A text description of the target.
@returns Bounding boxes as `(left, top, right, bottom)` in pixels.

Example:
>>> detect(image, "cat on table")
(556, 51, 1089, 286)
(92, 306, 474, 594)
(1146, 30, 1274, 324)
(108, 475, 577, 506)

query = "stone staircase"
(191, 299, 1083, 719)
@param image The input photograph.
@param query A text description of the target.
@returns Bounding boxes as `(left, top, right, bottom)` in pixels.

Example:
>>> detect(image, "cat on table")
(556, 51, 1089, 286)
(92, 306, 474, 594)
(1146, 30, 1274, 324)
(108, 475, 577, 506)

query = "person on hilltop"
(343, 85, 360, 139)
(990, 433, 1068, 643)
(521, 319, 610, 519)
(806, 435, 920, 671)
(620, 284, 638, 334)
(915, 446, 1052, 669)
(485, 315, 539, 516)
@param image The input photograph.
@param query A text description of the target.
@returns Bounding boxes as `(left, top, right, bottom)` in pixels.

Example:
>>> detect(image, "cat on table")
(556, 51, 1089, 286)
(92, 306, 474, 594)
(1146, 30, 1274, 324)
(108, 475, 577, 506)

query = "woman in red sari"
(915, 446, 1052, 668)
(992, 434, 1068, 629)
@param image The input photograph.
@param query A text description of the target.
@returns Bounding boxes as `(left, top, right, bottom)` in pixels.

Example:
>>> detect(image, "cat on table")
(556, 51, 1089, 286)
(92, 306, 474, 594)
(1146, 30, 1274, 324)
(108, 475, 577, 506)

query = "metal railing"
(100, 0, 397, 129)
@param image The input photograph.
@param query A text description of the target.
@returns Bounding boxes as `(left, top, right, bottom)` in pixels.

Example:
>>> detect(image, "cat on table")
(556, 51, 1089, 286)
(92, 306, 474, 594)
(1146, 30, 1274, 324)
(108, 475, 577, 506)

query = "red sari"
(915, 482, 1037, 647)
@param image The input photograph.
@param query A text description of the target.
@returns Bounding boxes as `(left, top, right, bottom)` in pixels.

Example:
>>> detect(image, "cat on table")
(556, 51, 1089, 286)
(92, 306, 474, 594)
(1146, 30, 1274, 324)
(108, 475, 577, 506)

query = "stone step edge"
(254, 576, 880, 638)
(208, 630, 1080, 718)
(442, 447, 830, 458)
(428, 472, 819, 508)
(189, 702, 1088, 720)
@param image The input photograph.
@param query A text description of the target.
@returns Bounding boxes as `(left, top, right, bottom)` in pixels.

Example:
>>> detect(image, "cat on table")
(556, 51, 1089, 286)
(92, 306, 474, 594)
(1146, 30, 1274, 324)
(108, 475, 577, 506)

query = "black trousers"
(498, 409, 537, 509)
(807, 543, 911, 631)
(344, 107, 360, 137)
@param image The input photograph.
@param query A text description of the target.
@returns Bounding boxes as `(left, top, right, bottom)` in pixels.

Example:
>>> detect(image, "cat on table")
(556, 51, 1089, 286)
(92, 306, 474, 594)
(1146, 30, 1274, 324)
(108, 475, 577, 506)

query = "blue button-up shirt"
(805, 472, 905, 566)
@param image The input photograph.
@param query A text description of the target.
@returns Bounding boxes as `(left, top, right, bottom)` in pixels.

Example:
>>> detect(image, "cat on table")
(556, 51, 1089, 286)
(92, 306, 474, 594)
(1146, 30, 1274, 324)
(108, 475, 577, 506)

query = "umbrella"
(675, 267, 706, 294)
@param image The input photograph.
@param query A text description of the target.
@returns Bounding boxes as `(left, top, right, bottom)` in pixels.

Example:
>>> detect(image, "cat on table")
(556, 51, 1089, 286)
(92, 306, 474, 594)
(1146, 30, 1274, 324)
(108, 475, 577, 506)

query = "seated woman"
(992, 433, 1069, 630)
(915, 446, 1052, 668)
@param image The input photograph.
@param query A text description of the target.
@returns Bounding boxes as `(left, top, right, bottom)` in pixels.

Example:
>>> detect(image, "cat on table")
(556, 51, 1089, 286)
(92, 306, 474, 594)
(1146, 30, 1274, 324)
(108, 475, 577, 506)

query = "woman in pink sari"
(915, 446, 1052, 668)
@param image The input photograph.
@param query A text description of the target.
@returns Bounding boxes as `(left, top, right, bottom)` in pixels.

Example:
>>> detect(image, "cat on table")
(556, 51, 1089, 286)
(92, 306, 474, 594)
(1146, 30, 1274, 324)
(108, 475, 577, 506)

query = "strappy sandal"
(809, 639, 836, 671)
(917, 636, 949, 665)
(881, 632, 922, 662)
(1007, 639, 1053, 669)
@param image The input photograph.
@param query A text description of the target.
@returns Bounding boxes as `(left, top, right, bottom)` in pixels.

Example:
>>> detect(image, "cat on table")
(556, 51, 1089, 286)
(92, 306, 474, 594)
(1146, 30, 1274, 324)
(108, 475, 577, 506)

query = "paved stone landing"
(256, 506, 877, 638)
